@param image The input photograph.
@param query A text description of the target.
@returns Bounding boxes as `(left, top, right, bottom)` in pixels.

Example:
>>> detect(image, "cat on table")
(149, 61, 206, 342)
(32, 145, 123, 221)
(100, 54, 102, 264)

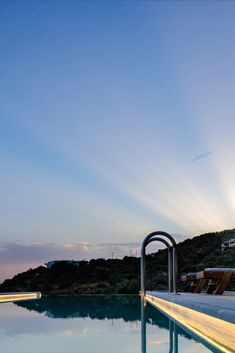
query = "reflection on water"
(0, 295, 220, 353)
(140, 300, 221, 353)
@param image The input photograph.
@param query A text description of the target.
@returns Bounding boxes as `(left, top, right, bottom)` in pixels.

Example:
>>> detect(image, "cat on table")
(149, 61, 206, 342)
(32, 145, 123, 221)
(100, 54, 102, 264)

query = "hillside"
(1, 229, 235, 294)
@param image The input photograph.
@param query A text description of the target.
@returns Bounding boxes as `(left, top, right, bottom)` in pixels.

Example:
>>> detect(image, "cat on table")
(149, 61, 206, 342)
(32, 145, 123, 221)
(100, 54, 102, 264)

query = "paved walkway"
(147, 291, 235, 324)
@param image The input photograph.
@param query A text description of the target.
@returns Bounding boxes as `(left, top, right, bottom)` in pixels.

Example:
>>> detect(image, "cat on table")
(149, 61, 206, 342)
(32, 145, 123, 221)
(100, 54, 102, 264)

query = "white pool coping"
(146, 291, 235, 353)
(147, 291, 235, 324)
(0, 292, 41, 303)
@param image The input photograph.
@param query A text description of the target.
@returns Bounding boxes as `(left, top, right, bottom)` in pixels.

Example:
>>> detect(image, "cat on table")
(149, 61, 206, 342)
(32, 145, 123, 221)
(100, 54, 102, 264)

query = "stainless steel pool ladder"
(140, 231, 177, 298)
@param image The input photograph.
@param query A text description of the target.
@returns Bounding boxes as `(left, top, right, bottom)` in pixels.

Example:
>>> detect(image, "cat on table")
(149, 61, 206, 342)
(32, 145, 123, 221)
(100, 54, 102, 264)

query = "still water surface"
(0, 295, 220, 353)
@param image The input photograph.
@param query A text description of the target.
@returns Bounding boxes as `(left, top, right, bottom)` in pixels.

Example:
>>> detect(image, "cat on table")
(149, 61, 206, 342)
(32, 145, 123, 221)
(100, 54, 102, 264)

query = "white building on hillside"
(221, 239, 235, 251)
(45, 260, 80, 269)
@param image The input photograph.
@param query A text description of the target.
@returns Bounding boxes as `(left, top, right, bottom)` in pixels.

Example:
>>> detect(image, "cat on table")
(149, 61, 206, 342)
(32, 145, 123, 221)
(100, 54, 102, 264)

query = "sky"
(1, 1, 235, 281)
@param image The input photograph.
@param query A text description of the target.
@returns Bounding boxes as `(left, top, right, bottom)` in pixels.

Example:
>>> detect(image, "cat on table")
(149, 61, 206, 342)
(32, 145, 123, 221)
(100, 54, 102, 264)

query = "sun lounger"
(181, 268, 235, 295)
(181, 272, 198, 292)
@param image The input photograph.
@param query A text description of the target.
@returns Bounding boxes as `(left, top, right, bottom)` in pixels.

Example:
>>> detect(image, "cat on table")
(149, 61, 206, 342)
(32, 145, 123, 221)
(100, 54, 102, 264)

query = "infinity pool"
(0, 295, 220, 353)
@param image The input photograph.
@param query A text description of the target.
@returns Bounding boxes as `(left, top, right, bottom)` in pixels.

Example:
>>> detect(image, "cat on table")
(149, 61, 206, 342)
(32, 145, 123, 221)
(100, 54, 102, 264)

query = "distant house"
(45, 260, 80, 269)
(221, 239, 235, 251)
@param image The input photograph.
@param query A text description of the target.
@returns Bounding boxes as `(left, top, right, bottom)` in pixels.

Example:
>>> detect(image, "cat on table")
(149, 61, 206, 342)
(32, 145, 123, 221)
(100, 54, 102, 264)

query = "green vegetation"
(1, 229, 235, 294)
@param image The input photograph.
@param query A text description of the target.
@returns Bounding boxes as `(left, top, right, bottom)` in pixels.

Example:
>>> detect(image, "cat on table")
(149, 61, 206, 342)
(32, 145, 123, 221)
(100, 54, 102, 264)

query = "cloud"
(191, 150, 213, 162)
(63, 243, 78, 250)
(0, 236, 188, 283)
(0, 241, 141, 265)
(0, 241, 137, 282)
(0, 241, 86, 282)
(82, 242, 89, 252)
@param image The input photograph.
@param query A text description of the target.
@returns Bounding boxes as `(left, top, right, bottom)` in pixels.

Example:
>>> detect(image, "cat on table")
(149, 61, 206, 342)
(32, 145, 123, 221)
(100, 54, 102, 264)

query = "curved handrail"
(142, 231, 176, 247)
(146, 237, 173, 293)
(141, 231, 177, 298)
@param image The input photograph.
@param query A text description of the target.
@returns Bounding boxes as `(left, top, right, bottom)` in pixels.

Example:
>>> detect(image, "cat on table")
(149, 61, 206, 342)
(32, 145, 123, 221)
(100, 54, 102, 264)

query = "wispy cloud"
(191, 150, 213, 162)
(0, 241, 139, 282)
(0, 236, 187, 283)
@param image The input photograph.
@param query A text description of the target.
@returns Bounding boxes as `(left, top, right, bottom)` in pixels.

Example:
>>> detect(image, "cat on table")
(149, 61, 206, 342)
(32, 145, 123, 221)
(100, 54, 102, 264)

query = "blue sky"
(1, 1, 235, 279)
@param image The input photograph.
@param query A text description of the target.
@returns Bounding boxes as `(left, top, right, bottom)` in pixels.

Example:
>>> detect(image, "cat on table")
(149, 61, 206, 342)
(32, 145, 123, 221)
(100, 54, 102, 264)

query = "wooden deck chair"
(196, 268, 235, 295)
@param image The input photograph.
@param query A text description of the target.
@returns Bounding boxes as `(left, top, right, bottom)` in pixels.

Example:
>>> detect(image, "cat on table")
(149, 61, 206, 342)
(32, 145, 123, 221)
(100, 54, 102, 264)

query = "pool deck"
(0, 292, 41, 303)
(146, 291, 235, 353)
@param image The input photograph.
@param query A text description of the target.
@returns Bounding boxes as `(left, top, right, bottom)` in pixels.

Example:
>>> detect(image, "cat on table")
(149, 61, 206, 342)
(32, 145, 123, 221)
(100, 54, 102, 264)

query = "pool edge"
(0, 292, 41, 303)
(146, 293, 235, 353)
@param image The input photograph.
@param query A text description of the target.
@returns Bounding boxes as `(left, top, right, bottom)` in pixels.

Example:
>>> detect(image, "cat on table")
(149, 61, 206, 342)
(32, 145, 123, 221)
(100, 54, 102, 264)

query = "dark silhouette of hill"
(1, 228, 235, 294)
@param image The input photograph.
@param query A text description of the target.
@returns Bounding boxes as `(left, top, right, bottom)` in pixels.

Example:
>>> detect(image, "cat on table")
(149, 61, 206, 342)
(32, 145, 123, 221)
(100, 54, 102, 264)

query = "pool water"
(0, 295, 220, 353)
